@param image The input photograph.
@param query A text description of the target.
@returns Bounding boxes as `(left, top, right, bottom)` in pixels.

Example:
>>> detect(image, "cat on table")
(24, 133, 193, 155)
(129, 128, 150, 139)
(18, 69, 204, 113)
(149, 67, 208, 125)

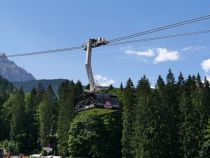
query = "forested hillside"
(12, 79, 69, 93)
(1, 69, 210, 157)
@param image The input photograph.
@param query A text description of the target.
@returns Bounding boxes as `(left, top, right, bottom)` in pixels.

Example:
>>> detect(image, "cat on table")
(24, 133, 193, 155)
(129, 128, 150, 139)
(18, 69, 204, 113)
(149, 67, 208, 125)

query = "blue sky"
(0, 0, 210, 87)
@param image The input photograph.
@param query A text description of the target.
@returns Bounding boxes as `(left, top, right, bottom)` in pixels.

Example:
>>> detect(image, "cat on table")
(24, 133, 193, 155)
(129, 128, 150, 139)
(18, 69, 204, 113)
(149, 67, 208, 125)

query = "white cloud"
(182, 47, 193, 51)
(182, 46, 205, 51)
(95, 74, 115, 87)
(124, 47, 180, 64)
(201, 58, 210, 72)
(125, 49, 155, 57)
(154, 48, 180, 64)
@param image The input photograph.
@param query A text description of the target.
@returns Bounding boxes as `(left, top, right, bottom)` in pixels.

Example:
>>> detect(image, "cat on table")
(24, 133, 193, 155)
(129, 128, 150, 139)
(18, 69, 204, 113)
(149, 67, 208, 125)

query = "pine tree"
(10, 88, 27, 153)
(200, 119, 210, 158)
(121, 78, 136, 158)
(36, 83, 45, 103)
(204, 77, 210, 116)
(0, 76, 14, 141)
(177, 72, 185, 87)
(74, 80, 83, 98)
(0, 94, 15, 141)
(179, 90, 200, 157)
(134, 75, 158, 157)
(176, 72, 185, 103)
(155, 75, 169, 158)
(25, 88, 39, 154)
(153, 71, 181, 158)
(164, 69, 180, 157)
(120, 82, 123, 92)
(39, 85, 57, 149)
(193, 74, 208, 155)
(57, 81, 75, 157)
(179, 75, 206, 157)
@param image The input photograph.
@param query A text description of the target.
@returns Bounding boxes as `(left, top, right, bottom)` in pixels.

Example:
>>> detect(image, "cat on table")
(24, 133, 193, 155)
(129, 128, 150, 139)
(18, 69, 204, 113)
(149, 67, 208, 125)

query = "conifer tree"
(179, 75, 204, 157)
(176, 72, 185, 99)
(134, 75, 157, 157)
(120, 82, 123, 92)
(164, 69, 180, 157)
(74, 80, 83, 98)
(177, 72, 185, 87)
(121, 78, 135, 158)
(36, 83, 45, 103)
(204, 77, 210, 116)
(39, 85, 57, 148)
(179, 90, 200, 157)
(57, 81, 75, 157)
(200, 119, 210, 158)
(0, 94, 15, 141)
(10, 88, 27, 153)
(156, 75, 165, 91)
(25, 88, 39, 154)
(0, 76, 14, 141)
(192, 74, 208, 155)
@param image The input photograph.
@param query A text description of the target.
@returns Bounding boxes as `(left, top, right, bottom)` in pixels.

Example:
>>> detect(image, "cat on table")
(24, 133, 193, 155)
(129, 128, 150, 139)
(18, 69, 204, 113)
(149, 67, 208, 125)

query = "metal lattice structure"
(75, 38, 120, 112)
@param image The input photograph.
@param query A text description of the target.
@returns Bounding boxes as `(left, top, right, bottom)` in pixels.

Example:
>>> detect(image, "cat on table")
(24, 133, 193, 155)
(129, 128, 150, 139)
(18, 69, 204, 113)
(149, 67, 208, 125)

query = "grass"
(77, 108, 118, 116)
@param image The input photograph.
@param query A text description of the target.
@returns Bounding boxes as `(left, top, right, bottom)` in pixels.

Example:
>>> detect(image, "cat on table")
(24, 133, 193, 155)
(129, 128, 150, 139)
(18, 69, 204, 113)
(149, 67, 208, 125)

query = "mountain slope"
(0, 53, 35, 81)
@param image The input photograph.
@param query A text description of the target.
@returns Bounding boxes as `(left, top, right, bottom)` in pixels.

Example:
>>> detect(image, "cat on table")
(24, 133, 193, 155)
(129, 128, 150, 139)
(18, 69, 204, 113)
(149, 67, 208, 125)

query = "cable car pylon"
(84, 38, 108, 92)
(75, 38, 120, 113)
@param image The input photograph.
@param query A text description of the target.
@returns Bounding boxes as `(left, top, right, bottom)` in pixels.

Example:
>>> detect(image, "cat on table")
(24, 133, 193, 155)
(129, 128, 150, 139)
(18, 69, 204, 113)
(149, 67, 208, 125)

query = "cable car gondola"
(75, 38, 120, 113)
(75, 92, 119, 112)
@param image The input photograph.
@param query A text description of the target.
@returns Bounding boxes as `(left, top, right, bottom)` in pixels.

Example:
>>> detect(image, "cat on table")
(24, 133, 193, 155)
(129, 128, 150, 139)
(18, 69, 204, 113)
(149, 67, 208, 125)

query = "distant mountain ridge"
(12, 79, 69, 93)
(0, 53, 35, 81)
(0, 54, 78, 93)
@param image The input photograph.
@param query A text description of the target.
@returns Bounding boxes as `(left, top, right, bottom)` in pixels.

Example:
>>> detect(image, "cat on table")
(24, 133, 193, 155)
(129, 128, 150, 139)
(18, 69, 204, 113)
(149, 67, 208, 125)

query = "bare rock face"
(0, 53, 35, 81)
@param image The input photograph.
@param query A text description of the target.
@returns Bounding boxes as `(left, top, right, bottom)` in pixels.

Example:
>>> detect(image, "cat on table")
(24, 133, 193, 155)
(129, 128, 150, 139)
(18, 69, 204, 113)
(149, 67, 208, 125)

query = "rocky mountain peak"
(0, 53, 35, 81)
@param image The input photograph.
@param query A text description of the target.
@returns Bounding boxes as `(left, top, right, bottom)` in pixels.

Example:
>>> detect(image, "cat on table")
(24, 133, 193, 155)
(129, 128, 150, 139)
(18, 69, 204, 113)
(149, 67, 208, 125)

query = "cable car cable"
(2, 28, 210, 59)
(1, 14, 210, 58)
(109, 14, 210, 43)
(106, 28, 210, 47)
(1, 46, 83, 58)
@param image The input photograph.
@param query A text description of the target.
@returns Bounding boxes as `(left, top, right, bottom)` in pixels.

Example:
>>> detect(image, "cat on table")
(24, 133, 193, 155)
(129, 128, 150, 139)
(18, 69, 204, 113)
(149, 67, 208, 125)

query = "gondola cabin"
(75, 92, 120, 113)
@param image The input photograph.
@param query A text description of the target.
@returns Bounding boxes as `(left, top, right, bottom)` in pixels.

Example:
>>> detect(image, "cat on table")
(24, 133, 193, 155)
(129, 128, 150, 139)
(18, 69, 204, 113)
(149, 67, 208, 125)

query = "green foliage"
(179, 75, 208, 158)
(0, 76, 14, 94)
(39, 85, 57, 148)
(163, 70, 180, 157)
(10, 88, 27, 153)
(121, 78, 136, 158)
(1, 71, 210, 157)
(24, 88, 40, 154)
(56, 81, 75, 157)
(0, 95, 13, 141)
(74, 80, 83, 97)
(68, 112, 121, 158)
(0, 76, 14, 141)
(134, 75, 158, 158)
(0, 140, 19, 155)
(200, 119, 210, 158)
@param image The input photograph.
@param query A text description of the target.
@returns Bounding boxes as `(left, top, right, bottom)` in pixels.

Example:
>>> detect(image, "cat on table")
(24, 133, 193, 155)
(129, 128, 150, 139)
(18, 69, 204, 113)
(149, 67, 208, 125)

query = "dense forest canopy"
(1, 69, 210, 158)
